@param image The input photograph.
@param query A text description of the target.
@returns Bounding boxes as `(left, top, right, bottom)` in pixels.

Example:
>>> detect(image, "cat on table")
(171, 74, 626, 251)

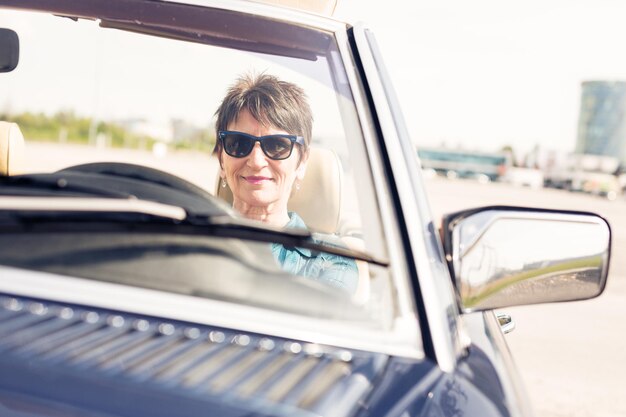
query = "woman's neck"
(233, 200, 290, 227)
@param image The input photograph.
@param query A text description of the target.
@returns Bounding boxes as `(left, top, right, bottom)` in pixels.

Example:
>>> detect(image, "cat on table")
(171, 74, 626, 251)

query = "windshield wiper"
(0, 198, 388, 267)
(192, 215, 389, 267)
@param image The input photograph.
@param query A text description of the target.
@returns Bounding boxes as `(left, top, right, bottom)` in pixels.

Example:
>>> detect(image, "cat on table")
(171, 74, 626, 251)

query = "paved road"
(23, 143, 626, 417)
(423, 177, 626, 417)
(23, 142, 218, 191)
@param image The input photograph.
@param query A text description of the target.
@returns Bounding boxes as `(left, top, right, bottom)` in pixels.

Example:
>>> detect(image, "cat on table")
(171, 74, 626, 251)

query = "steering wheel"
(57, 162, 213, 200)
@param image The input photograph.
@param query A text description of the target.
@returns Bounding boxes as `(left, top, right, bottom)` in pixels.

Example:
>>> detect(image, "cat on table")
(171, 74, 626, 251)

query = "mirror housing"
(442, 206, 611, 312)
(0, 29, 19, 73)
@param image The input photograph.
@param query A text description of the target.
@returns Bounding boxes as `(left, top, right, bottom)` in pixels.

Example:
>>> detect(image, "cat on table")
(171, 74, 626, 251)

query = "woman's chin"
(237, 192, 282, 209)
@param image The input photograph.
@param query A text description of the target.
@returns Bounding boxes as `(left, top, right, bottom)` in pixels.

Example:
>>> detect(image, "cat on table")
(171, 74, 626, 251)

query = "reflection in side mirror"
(0, 28, 19, 73)
(442, 206, 611, 312)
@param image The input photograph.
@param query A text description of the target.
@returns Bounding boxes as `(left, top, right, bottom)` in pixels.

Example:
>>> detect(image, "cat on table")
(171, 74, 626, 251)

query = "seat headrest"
(0, 121, 26, 176)
(215, 147, 342, 234)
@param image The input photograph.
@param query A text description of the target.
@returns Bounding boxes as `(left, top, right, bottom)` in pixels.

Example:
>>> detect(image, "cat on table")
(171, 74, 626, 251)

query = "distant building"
(576, 81, 626, 165)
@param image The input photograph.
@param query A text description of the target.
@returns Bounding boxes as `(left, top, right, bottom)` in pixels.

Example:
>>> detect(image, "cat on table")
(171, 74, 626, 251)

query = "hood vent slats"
(0, 295, 388, 416)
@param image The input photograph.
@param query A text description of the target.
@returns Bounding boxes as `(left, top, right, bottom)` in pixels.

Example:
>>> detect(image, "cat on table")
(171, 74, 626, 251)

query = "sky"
(3, 1, 626, 157)
(333, 0, 626, 155)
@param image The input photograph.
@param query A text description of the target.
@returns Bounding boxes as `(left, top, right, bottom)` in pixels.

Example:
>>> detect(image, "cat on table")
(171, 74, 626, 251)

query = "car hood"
(0, 293, 388, 417)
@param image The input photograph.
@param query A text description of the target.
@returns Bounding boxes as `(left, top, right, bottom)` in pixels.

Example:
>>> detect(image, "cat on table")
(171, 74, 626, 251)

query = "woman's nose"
(246, 142, 268, 167)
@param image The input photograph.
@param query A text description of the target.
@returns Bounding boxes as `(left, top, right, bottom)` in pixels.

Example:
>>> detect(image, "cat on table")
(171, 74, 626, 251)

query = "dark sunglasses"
(218, 130, 305, 160)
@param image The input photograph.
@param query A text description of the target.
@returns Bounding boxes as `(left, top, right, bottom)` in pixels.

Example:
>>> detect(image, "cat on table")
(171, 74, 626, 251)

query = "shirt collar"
(284, 211, 308, 231)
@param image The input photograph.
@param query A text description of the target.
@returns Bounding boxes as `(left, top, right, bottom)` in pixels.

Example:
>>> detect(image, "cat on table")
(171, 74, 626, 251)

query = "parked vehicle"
(417, 147, 512, 182)
(0, 2, 611, 417)
(501, 167, 544, 189)
(544, 153, 621, 199)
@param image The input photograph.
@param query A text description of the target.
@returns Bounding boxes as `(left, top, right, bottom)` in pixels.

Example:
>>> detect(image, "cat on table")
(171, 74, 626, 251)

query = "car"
(0, 2, 612, 417)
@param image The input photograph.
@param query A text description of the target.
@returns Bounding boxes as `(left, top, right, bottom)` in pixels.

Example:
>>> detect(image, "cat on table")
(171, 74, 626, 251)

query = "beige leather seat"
(215, 147, 342, 234)
(0, 121, 26, 176)
(214, 146, 370, 304)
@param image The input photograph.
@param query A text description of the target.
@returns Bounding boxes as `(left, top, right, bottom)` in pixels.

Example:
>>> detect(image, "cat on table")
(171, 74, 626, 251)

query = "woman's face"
(219, 109, 307, 211)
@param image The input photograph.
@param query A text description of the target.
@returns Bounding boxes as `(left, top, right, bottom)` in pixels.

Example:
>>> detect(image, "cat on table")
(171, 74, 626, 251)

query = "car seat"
(0, 121, 26, 176)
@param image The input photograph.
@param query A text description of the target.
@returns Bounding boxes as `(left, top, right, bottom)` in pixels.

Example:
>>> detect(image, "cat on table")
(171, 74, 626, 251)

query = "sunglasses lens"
(262, 136, 293, 160)
(223, 133, 254, 157)
(220, 132, 296, 160)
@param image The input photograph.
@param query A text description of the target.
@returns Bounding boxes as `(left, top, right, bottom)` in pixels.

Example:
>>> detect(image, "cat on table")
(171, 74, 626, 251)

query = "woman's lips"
(243, 176, 272, 185)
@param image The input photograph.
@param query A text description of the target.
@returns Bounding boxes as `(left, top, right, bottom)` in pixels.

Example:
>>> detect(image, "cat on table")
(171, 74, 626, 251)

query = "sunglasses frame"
(218, 130, 305, 160)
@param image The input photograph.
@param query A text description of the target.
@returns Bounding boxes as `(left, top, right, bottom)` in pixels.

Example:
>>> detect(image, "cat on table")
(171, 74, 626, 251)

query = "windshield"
(0, 5, 395, 331)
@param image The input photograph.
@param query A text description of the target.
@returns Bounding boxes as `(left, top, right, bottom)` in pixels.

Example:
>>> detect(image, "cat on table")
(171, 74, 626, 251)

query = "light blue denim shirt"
(271, 212, 359, 295)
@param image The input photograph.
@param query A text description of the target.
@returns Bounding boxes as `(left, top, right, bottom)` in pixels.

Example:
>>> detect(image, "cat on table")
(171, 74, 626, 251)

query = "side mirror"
(0, 29, 19, 73)
(442, 206, 611, 312)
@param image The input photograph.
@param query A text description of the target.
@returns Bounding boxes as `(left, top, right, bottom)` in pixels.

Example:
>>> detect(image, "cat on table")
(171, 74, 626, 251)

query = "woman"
(214, 73, 358, 295)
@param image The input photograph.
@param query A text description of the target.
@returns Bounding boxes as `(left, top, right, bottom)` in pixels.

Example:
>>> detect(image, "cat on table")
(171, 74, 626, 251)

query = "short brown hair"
(214, 73, 313, 162)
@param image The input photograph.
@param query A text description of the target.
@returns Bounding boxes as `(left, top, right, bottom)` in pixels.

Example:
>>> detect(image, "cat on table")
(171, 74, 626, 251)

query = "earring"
(221, 179, 227, 188)
(295, 181, 301, 192)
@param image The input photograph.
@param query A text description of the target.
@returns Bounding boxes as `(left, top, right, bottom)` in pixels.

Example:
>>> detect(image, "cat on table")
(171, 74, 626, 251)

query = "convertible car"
(0, 1, 611, 416)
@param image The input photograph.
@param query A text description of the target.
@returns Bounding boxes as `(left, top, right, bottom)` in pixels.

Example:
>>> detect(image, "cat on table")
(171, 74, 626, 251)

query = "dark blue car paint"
(356, 348, 510, 417)
(0, 295, 388, 417)
(0, 294, 517, 417)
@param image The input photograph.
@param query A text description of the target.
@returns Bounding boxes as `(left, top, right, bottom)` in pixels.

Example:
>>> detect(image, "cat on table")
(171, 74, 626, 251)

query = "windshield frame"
(0, 0, 426, 359)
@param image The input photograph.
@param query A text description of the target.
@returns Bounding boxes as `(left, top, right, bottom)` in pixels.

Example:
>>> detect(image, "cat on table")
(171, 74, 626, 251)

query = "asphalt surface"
(23, 143, 626, 417)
